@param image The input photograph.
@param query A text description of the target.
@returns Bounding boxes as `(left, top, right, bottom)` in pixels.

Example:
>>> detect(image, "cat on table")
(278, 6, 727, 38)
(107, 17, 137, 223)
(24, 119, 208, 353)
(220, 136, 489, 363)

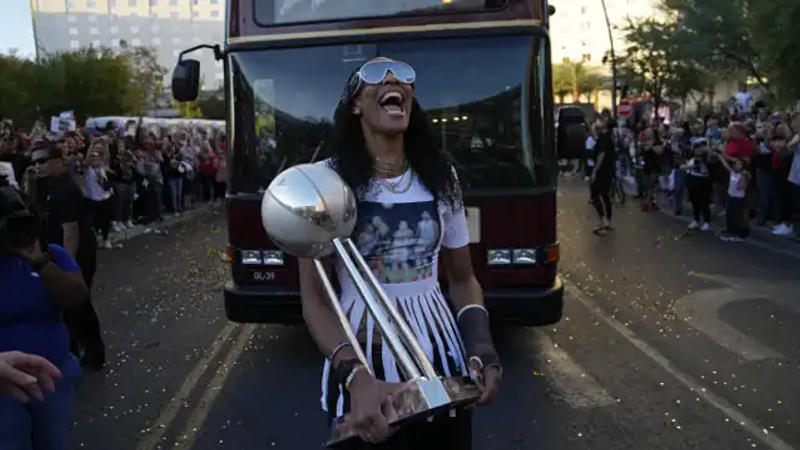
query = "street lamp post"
(600, 0, 618, 119)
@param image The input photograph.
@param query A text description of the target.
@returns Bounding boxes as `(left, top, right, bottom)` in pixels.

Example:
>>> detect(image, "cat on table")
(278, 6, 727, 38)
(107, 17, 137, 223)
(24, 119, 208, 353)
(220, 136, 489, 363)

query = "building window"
(89, 27, 98, 35)
(87, 0, 97, 7)
(68, 27, 78, 35)
(192, 0, 198, 4)
(580, 6, 587, 14)
(67, 0, 76, 8)
(582, 53, 592, 62)
(585, 21, 591, 30)
(211, 0, 219, 3)
(132, 38, 141, 45)
(131, 25, 139, 33)
(92, 40, 101, 47)
(170, 12, 178, 19)
(211, 10, 219, 17)
(109, 0, 116, 7)
(151, 24, 159, 32)
(152, 37, 162, 45)
(111, 38, 120, 47)
(70, 40, 80, 49)
(88, 15, 97, 22)
(170, 0, 178, 5)
(150, 0, 157, 5)
(129, 0, 136, 6)
(67, 15, 76, 22)
(110, 25, 119, 33)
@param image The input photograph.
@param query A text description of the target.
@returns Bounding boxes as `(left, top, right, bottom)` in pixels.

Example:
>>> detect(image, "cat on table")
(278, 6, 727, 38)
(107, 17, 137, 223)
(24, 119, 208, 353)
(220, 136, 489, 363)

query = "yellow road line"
(174, 324, 258, 449)
(136, 322, 238, 450)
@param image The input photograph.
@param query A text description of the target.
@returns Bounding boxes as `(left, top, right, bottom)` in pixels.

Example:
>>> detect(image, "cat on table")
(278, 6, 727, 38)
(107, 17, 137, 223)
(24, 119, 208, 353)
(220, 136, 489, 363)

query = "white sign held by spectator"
(0, 162, 18, 187)
(50, 116, 76, 132)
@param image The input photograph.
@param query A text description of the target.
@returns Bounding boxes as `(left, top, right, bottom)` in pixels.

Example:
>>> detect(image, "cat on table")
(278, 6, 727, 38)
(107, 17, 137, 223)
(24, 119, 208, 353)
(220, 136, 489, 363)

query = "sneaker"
(126, 220, 135, 228)
(772, 223, 794, 236)
(701, 222, 711, 231)
(111, 222, 122, 233)
(101, 239, 113, 249)
(688, 220, 699, 230)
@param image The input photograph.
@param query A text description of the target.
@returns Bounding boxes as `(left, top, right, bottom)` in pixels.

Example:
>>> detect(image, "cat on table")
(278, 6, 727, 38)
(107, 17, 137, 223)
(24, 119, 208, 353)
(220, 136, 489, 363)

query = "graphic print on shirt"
(353, 200, 441, 284)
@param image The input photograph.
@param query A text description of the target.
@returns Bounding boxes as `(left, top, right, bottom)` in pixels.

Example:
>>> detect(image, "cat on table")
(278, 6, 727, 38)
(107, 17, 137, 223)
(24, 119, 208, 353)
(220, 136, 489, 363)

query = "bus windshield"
(230, 35, 552, 193)
(257, 0, 508, 25)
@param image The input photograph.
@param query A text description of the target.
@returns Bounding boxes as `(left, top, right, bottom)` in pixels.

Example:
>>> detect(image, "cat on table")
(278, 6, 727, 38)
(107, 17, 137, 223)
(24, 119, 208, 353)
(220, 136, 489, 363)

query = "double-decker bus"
(172, 0, 563, 326)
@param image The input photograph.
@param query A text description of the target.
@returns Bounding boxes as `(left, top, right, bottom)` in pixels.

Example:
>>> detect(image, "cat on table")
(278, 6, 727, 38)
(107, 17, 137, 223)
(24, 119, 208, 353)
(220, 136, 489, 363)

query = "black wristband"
(456, 307, 500, 367)
(333, 358, 361, 385)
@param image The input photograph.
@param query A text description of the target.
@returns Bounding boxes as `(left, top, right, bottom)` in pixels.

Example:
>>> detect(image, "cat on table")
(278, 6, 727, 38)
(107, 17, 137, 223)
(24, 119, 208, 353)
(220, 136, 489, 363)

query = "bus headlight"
(512, 248, 536, 265)
(262, 250, 285, 266)
(487, 249, 512, 266)
(240, 250, 263, 265)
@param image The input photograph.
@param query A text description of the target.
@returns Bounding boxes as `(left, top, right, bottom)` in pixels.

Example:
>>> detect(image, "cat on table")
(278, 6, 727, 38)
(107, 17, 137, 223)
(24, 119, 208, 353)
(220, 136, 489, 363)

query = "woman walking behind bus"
(590, 117, 616, 235)
(298, 57, 501, 449)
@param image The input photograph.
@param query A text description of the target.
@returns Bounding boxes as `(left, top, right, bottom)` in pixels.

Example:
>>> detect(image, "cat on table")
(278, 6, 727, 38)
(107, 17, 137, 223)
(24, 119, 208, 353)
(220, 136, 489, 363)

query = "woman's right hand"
(345, 372, 404, 444)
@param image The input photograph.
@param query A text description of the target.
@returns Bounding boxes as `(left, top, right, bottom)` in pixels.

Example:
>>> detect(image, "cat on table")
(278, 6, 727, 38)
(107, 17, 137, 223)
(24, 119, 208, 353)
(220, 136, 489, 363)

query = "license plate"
(466, 207, 480, 244)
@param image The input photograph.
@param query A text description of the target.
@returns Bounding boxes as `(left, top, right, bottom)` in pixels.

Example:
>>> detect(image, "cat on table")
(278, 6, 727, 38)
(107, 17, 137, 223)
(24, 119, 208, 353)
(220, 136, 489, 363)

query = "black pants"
(200, 173, 215, 202)
(89, 198, 113, 240)
(688, 176, 711, 223)
(65, 254, 105, 367)
(325, 347, 471, 450)
(146, 182, 163, 223)
(776, 172, 796, 223)
(590, 182, 612, 221)
(213, 181, 226, 201)
(726, 196, 749, 238)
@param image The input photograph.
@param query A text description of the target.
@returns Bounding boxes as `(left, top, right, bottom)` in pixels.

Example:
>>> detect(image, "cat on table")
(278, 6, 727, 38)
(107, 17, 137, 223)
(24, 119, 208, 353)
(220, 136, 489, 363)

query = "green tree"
(660, 0, 768, 91)
(175, 100, 203, 118)
(748, 0, 800, 101)
(196, 88, 226, 120)
(552, 59, 607, 104)
(616, 18, 685, 111)
(552, 62, 573, 104)
(119, 43, 167, 114)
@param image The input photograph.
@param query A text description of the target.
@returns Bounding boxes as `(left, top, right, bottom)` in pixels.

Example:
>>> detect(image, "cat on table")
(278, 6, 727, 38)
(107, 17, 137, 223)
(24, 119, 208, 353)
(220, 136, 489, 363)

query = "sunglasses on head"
(348, 60, 416, 98)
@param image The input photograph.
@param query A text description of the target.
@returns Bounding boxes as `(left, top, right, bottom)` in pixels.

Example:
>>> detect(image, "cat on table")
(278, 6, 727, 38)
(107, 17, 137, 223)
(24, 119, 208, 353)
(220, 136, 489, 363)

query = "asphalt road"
(68, 181, 800, 450)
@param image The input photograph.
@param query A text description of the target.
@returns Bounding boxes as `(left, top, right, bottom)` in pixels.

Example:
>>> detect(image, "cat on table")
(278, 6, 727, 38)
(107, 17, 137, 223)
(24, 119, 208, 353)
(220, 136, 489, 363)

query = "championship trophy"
(260, 164, 481, 446)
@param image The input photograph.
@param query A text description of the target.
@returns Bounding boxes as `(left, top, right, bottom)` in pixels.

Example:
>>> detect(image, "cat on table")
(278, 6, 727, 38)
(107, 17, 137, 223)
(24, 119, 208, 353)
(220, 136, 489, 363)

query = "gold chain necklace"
(377, 169, 414, 194)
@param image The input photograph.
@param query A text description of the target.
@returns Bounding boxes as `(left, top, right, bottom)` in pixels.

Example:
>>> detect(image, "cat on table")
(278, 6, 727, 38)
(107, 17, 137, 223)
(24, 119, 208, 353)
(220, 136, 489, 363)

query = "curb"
(108, 204, 215, 245)
(657, 206, 800, 257)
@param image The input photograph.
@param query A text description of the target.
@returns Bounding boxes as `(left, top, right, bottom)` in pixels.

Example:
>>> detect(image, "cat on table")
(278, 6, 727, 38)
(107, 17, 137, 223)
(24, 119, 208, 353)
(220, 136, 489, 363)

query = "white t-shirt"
(317, 160, 469, 415)
(735, 92, 753, 114)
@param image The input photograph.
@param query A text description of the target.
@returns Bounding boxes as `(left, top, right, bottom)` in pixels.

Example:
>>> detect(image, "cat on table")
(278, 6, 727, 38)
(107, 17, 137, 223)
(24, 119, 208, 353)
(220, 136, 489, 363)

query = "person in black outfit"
(29, 143, 105, 370)
(591, 117, 617, 235)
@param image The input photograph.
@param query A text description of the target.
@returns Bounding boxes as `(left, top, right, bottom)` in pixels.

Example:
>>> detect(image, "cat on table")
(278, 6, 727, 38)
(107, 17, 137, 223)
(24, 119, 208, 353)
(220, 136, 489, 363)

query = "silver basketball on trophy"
(261, 164, 358, 259)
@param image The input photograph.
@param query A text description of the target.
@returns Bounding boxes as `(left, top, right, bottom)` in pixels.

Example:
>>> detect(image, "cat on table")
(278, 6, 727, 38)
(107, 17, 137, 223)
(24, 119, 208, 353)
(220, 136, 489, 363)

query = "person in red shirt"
(724, 122, 755, 161)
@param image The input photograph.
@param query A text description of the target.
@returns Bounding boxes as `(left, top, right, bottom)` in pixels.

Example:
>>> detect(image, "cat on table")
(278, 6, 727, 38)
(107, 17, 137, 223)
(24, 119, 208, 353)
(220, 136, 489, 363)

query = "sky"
(0, 1, 36, 58)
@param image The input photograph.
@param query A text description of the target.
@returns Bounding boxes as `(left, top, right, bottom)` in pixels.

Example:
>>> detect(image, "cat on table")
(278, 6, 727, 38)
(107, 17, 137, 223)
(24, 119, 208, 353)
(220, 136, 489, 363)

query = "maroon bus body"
(222, 0, 563, 326)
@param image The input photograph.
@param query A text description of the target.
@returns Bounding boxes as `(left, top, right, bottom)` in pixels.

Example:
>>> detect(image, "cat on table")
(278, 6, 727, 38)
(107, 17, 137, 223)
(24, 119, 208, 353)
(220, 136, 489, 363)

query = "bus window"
(230, 35, 550, 193)
(258, 0, 508, 25)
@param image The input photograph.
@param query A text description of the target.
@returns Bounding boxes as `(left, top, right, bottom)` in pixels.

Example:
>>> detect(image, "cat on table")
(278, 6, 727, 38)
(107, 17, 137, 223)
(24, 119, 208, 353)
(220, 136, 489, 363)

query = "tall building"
(550, 0, 661, 65)
(31, 0, 224, 91)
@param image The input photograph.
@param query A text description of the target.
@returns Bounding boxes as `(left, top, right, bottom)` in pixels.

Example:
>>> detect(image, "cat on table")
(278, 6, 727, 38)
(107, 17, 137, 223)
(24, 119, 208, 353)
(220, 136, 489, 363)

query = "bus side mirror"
(172, 59, 201, 102)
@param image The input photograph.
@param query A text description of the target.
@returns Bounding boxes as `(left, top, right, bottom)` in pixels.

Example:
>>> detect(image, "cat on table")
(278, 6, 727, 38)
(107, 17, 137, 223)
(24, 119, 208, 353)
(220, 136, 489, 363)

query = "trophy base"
(325, 376, 481, 447)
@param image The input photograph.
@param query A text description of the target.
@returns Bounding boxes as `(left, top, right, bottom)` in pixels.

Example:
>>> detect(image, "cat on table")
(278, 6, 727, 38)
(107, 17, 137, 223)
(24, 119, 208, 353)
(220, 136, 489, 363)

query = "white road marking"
(532, 330, 616, 408)
(173, 324, 258, 449)
(673, 286, 785, 361)
(568, 286, 796, 450)
(136, 322, 238, 450)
